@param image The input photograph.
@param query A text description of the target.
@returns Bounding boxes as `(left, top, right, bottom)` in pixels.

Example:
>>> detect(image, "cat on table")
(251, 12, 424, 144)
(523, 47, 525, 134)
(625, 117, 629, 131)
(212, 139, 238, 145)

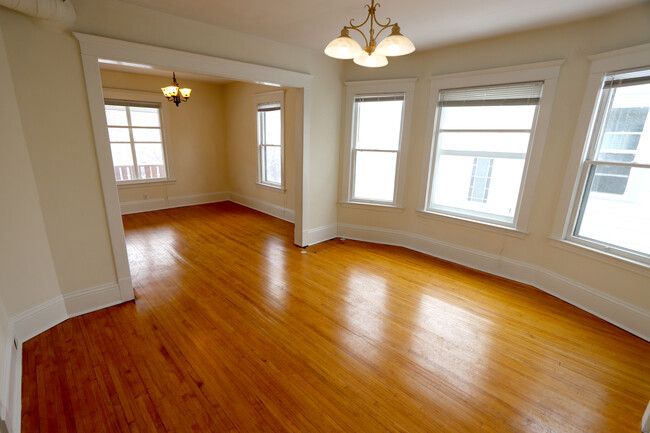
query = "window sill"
(339, 201, 404, 212)
(416, 210, 528, 238)
(117, 179, 176, 189)
(256, 182, 286, 192)
(547, 237, 650, 277)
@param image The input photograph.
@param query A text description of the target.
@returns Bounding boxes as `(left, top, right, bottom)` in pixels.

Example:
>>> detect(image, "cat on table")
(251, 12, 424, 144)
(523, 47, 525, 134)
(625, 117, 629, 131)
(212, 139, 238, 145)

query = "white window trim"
(419, 60, 564, 232)
(103, 88, 175, 188)
(551, 42, 650, 267)
(341, 78, 416, 208)
(255, 90, 285, 190)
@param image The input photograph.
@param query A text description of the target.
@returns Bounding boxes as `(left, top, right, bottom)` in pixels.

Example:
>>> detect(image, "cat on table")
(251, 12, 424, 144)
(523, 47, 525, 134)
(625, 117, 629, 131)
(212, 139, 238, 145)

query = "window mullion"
(125, 106, 139, 180)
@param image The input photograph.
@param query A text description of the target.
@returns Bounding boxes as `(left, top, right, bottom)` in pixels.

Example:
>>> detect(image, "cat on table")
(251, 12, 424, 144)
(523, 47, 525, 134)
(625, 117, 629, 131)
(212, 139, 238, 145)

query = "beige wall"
(224, 82, 298, 213)
(339, 4, 650, 310)
(100, 70, 228, 204)
(0, 25, 61, 315)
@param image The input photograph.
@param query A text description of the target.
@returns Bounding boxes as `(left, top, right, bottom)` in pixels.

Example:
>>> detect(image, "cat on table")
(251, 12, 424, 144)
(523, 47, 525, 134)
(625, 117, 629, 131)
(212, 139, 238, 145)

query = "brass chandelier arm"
(344, 0, 397, 49)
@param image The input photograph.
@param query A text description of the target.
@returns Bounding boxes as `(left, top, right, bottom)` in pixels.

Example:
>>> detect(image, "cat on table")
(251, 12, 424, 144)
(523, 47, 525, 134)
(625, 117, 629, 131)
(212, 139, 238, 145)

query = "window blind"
(354, 94, 405, 103)
(258, 102, 281, 112)
(603, 68, 650, 88)
(104, 99, 160, 109)
(438, 81, 544, 107)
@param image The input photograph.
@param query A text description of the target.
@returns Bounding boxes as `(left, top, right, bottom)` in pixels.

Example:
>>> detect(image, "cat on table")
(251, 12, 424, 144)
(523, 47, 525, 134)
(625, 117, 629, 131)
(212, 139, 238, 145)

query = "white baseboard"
(338, 223, 650, 342)
(229, 193, 295, 223)
(120, 192, 229, 215)
(64, 282, 124, 318)
(10, 297, 68, 344)
(4, 336, 19, 433)
(305, 224, 338, 246)
(4, 282, 129, 433)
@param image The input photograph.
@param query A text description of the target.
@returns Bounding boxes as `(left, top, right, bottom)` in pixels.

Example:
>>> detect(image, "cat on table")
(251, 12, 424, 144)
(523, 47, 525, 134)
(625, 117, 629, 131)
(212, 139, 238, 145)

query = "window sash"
(427, 88, 541, 225)
(105, 101, 166, 182)
(256, 101, 283, 187)
(567, 68, 650, 262)
(349, 93, 405, 204)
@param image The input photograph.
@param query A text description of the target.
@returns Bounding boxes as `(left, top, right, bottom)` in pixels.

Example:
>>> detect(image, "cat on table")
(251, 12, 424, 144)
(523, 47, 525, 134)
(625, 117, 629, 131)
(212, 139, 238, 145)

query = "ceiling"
(116, 0, 644, 52)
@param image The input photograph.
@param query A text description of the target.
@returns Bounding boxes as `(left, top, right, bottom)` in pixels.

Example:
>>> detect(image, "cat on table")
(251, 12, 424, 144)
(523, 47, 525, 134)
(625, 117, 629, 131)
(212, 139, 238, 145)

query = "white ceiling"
(117, 0, 644, 52)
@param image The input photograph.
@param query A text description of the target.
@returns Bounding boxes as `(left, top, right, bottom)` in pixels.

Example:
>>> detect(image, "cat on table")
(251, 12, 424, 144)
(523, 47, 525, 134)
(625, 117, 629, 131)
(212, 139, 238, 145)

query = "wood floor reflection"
(21, 202, 650, 432)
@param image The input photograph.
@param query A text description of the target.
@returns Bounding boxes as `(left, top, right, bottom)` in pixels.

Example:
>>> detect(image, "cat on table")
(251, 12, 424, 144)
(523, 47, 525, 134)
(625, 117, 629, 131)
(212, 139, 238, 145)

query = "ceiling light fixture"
(161, 72, 192, 106)
(324, 0, 415, 68)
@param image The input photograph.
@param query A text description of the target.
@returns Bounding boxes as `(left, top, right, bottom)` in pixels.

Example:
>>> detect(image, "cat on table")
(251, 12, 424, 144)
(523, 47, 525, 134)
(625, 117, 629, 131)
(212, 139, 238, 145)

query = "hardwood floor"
(21, 202, 650, 432)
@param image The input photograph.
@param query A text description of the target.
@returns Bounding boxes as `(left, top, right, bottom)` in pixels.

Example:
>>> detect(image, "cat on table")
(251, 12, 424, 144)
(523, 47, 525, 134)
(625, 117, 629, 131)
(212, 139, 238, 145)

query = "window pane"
(263, 145, 281, 184)
(135, 142, 166, 179)
(575, 166, 650, 256)
(353, 151, 397, 202)
(440, 105, 537, 130)
(431, 155, 525, 220)
(132, 128, 162, 142)
(108, 127, 130, 142)
(130, 107, 160, 127)
(110, 142, 134, 181)
(355, 100, 404, 150)
(263, 110, 281, 145)
(439, 131, 530, 154)
(105, 105, 128, 126)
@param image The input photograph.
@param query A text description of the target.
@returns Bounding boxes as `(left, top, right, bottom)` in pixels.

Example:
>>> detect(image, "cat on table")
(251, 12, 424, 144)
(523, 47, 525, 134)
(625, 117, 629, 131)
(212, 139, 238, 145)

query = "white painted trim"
(421, 60, 564, 232)
(64, 283, 124, 318)
(552, 42, 650, 266)
(229, 193, 295, 223)
(337, 223, 650, 341)
(305, 224, 338, 246)
(120, 192, 229, 215)
(4, 281, 133, 433)
(75, 32, 312, 282)
(5, 336, 19, 433)
(341, 79, 417, 208)
(10, 298, 67, 344)
(416, 210, 529, 239)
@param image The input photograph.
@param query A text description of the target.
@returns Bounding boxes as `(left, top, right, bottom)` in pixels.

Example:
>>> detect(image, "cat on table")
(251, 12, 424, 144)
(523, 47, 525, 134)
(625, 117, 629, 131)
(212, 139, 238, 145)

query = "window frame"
(255, 90, 285, 190)
(103, 88, 174, 187)
(420, 61, 563, 233)
(553, 43, 650, 267)
(341, 79, 416, 208)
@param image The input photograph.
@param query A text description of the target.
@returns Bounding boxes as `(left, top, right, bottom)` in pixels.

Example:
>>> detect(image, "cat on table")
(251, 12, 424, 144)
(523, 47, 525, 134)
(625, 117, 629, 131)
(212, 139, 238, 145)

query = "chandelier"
(324, 0, 415, 67)
(161, 72, 192, 106)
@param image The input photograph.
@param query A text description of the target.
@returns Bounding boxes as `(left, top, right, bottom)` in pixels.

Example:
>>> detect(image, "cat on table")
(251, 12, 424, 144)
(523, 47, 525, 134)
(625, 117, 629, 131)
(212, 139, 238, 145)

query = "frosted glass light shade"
(180, 88, 192, 98)
(353, 52, 388, 68)
(324, 29, 363, 59)
(375, 26, 415, 57)
(162, 85, 179, 97)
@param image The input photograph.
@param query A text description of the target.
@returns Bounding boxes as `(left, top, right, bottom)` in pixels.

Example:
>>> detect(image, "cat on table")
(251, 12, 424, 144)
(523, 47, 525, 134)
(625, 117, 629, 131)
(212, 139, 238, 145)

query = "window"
(422, 61, 561, 231)
(569, 68, 650, 259)
(256, 92, 284, 189)
(427, 81, 543, 225)
(351, 94, 404, 203)
(105, 100, 168, 183)
(342, 79, 415, 207)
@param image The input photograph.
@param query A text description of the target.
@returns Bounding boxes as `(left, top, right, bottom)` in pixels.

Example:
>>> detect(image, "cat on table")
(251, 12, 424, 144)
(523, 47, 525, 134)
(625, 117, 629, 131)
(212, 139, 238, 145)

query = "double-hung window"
(427, 82, 543, 225)
(105, 100, 168, 183)
(423, 62, 561, 231)
(256, 92, 284, 189)
(567, 68, 650, 260)
(343, 80, 415, 207)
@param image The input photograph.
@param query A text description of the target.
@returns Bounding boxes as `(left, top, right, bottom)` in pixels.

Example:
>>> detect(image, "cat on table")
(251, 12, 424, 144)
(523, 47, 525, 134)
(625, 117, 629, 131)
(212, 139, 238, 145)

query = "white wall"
(338, 4, 650, 333)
